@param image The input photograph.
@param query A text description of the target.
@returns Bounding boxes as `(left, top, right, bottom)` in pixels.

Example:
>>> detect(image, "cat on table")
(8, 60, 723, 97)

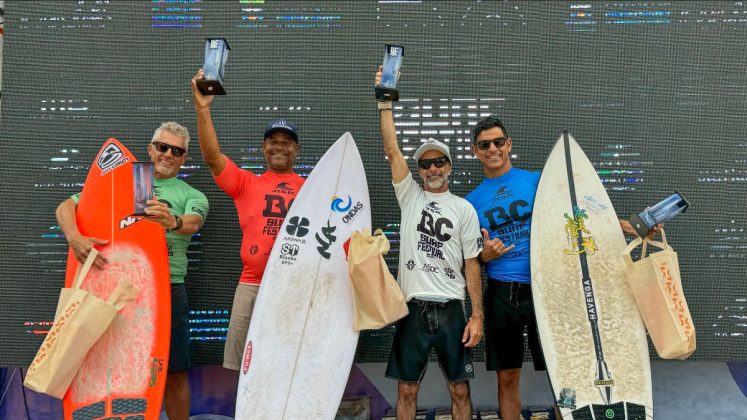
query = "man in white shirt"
(376, 69, 483, 420)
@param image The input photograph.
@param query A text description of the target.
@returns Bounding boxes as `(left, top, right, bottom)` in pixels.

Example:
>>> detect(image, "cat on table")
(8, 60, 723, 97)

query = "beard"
(425, 172, 448, 190)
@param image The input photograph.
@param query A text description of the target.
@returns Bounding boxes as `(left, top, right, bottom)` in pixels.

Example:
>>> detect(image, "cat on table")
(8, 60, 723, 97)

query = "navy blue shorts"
(386, 299, 474, 383)
(168, 283, 191, 373)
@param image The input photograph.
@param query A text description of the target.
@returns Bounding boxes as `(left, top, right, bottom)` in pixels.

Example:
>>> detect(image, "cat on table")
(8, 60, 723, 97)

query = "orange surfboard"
(63, 138, 170, 420)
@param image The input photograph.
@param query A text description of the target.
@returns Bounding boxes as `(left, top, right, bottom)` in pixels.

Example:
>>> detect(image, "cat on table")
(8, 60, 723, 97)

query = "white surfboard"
(235, 132, 371, 420)
(531, 132, 653, 419)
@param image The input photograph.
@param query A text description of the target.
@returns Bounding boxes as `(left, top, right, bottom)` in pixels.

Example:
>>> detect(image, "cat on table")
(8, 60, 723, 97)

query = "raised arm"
(191, 69, 228, 176)
(375, 66, 409, 184)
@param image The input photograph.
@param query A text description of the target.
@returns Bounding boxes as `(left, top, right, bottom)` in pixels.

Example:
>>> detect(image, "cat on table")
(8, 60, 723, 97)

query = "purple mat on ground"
(1, 364, 391, 419)
(727, 361, 747, 398)
(0, 367, 63, 420)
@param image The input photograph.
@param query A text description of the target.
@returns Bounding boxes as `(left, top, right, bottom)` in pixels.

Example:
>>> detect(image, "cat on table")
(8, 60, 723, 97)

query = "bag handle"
(106, 278, 140, 310)
(641, 227, 669, 257)
(72, 248, 99, 290)
(624, 228, 670, 262)
(373, 228, 390, 255)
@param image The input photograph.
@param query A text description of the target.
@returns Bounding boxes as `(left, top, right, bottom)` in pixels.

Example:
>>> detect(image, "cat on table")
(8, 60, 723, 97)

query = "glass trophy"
(629, 191, 690, 237)
(133, 162, 154, 216)
(376, 44, 404, 101)
(197, 38, 230, 95)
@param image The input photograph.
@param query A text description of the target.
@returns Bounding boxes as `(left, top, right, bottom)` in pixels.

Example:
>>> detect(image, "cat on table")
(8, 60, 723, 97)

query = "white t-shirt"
(394, 173, 482, 302)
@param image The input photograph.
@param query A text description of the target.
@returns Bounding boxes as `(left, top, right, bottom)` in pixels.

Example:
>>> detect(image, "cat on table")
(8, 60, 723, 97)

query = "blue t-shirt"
(465, 167, 540, 284)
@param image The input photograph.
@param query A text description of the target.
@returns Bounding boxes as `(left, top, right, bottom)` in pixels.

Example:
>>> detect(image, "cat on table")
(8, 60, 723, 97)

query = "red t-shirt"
(214, 157, 305, 284)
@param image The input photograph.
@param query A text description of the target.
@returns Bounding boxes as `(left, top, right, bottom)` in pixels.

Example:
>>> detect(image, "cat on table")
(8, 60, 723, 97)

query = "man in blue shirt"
(465, 117, 540, 420)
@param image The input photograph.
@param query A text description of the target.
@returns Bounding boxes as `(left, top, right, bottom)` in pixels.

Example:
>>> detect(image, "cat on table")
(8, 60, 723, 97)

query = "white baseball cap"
(413, 138, 451, 162)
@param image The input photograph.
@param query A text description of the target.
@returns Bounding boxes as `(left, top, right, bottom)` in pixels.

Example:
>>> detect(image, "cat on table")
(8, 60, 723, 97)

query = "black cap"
(264, 119, 299, 142)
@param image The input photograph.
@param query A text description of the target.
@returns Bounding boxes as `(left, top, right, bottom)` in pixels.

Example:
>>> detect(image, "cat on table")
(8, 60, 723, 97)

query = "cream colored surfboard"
(531, 131, 652, 419)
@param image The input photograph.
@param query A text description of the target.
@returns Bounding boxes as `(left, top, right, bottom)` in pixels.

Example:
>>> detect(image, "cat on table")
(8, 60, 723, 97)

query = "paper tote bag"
(623, 229, 696, 359)
(24, 249, 140, 398)
(348, 228, 408, 331)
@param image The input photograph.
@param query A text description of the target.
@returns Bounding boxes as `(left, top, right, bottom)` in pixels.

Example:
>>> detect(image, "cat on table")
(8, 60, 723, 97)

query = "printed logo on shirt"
(425, 201, 442, 215)
(97, 142, 128, 174)
(444, 267, 456, 279)
(483, 200, 531, 231)
(263, 218, 284, 236)
(272, 182, 295, 195)
(406, 260, 415, 270)
(263, 195, 293, 236)
(420, 262, 440, 274)
(249, 244, 259, 255)
(315, 220, 337, 259)
(191, 206, 206, 219)
(492, 185, 514, 201)
(477, 237, 484, 250)
(416, 209, 453, 260)
(263, 195, 293, 218)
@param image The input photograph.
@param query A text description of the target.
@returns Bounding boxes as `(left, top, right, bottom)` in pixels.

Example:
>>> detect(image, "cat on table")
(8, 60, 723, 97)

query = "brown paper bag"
(623, 228, 696, 359)
(24, 249, 140, 398)
(348, 228, 408, 331)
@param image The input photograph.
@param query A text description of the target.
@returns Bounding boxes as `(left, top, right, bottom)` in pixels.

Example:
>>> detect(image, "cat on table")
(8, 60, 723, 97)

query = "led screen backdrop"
(1, 1, 746, 365)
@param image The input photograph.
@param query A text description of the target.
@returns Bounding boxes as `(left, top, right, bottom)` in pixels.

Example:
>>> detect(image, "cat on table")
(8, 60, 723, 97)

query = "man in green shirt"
(56, 122, 208, 420)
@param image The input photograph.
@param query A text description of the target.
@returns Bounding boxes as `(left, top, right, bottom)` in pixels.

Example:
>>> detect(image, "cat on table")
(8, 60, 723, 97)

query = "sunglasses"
(475, 137, 509, 151)
(151, 141, 187, 157)
(418, 156, 449, 170)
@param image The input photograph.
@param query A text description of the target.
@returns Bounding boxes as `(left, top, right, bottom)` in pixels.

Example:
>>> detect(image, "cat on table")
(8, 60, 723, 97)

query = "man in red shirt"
(191, 70, 305, 371)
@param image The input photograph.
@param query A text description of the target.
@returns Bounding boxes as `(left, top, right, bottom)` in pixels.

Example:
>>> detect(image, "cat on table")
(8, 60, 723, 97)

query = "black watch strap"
(172, 215, 183, 231)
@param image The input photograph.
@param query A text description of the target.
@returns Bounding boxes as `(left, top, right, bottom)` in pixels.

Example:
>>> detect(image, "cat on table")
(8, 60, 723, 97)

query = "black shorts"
(484, 280, 545, 372)
(386, 299, 474, 383)
(168, 283, 191, 373)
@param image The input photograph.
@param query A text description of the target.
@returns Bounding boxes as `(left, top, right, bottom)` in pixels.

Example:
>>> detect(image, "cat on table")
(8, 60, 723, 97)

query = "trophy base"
(197, 79, 226, 96)
(629, 213, 652, 238)
(375, 86, 399, 101)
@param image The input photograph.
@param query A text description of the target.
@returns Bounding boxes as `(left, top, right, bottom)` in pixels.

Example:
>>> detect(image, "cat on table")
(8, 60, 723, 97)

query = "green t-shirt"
(71, 176, 209, 284)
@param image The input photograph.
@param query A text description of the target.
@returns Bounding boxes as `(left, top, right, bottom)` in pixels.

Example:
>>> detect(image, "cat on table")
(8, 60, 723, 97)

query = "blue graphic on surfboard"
(235, 132, 371, 419)
(531, 131, 653, 419)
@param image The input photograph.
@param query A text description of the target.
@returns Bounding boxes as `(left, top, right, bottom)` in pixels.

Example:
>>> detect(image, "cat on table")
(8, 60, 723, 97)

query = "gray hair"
(151, 121, 190, 150)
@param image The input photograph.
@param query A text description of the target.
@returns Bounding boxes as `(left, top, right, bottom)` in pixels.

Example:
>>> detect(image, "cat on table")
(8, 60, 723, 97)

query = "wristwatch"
(171, 215, 183, 232)
(377, 101, 393, 111)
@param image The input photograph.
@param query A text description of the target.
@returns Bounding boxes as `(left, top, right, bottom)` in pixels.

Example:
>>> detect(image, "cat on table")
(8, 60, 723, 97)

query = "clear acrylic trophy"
(376, 44, 404, 101)
(197, 38, 230, 95)
(629, 191, 690, 237)
(133, 162, 154, 216)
